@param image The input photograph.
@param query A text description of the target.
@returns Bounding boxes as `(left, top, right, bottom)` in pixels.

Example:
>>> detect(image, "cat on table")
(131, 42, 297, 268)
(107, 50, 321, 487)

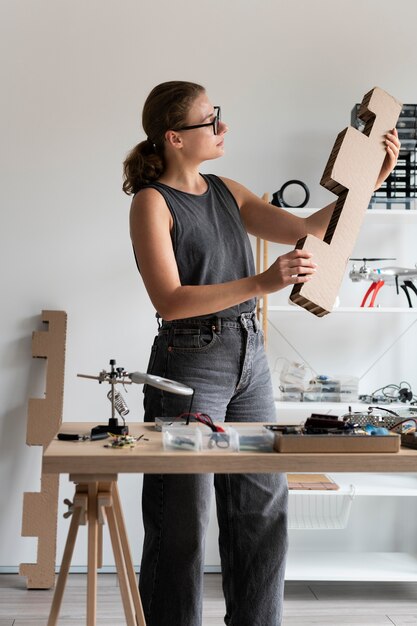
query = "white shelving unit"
(285, 471, 417, 580)
(256, 206, 417, 580)
(286, 552, 417, 582)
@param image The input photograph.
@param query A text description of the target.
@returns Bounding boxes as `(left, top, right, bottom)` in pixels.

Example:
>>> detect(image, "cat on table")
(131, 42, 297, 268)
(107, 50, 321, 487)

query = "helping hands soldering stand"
(77, 358, 194, 438)
(78, 359, 133, 436)
(46, 360, 194, 626)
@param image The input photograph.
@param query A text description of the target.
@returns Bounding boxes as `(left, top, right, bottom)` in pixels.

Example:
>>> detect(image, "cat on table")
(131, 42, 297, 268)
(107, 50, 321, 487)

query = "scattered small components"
(104, 433, 148, 449)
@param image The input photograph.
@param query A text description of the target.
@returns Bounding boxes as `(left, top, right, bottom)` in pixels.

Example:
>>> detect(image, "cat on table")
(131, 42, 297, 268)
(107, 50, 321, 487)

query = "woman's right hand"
(260, 249, 317, 294)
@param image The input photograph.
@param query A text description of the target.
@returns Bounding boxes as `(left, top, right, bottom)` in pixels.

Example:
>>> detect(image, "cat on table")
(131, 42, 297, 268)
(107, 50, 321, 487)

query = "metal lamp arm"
(128, 372, 194, 396)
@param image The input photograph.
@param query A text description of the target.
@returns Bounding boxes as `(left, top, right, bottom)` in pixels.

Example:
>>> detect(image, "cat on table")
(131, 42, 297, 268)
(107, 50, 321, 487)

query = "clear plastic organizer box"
(280, 376, 359, 403)
(161, 423, 274, 452)
(229, 425, 275, 452)
(162, 424, 239, 452)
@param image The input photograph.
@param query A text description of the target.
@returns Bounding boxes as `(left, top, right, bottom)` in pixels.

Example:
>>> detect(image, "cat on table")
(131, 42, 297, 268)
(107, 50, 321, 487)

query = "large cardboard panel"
(20, 310, 67, 589)
(20, 474, 60, 588)
(26, 311, 67, 445)
(290, 87, 402, 316)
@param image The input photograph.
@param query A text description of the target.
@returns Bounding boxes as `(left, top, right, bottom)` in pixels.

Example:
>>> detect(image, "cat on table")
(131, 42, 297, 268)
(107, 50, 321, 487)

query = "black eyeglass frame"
(176, 106, 221, 135)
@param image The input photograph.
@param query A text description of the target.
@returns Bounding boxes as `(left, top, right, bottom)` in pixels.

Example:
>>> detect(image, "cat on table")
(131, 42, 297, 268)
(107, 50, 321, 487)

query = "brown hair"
(122, 81, 205, 195)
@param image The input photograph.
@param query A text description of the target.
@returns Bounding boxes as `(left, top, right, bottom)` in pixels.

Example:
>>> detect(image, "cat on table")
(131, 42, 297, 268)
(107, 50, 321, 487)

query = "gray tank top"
(143, 174, 256, 318)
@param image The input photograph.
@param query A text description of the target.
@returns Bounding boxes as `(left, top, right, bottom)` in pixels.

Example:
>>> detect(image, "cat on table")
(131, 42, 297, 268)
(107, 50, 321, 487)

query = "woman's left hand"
(374, 127, 401, 191)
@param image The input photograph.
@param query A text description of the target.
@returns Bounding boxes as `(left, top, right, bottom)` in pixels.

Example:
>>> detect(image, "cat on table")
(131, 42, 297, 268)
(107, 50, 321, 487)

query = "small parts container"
(163, 425, 202, 451)
(162, 425, 239, 452)
(279, 376, 359, 403)
(279, 384, 303, 402)
(233, 426, 275, 452)
(201, 426, 239, 452)
(339, 376, 359, 402)
(303, 391, 340, 402)
(155, 417, 187, 431)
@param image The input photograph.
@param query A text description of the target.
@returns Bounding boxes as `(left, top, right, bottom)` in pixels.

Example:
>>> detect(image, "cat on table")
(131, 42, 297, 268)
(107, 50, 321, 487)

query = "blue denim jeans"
(139, 312, 288, 626)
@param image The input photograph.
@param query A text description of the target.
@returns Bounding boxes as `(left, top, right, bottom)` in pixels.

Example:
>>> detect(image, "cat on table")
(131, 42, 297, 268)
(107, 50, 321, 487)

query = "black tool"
(401, 433, 417, 449)
(304, 416, 354, 434)
(57, 431, 109, 441)
(271, 180, 310, 208)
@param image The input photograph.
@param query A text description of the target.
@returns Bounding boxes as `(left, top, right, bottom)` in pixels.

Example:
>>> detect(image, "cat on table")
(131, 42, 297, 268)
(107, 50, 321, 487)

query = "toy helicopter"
(349, 257, 417, 307)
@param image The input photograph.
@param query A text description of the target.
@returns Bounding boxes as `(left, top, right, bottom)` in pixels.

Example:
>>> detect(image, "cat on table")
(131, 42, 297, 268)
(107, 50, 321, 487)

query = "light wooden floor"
(1, 574, 417, 625)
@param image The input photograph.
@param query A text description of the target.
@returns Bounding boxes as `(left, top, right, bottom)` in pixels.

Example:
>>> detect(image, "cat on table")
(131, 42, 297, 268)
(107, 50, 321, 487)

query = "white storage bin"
(288, 486, 355, 529)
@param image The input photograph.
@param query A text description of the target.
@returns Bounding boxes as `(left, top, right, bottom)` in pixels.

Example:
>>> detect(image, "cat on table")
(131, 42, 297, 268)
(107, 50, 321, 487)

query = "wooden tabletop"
(42, 422, 417, 475)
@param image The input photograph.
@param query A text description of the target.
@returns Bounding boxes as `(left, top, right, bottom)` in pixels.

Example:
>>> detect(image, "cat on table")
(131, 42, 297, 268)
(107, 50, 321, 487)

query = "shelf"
(339, 473, 417, 496)
(31, 552, 417, 580)
(264, 305, 417, 313)
(319, 473, 417, 497)
(275, 400, 413, 411)
(366, 209, 417, 217)
(286, 473, 417, 531)
(276, 401, 353, 412)
(286, 551, 417, 581)
(286, 206, 417, 217)
(274, 402, 417, 426)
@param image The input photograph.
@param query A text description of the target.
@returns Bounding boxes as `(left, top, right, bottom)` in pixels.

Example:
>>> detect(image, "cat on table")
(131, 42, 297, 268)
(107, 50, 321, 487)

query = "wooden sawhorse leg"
(47, 474, 146, 626)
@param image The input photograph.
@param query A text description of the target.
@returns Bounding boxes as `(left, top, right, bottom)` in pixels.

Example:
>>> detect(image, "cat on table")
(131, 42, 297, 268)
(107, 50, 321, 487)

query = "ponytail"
(122, 81, 206, 195)
(122, 139, 165, 195)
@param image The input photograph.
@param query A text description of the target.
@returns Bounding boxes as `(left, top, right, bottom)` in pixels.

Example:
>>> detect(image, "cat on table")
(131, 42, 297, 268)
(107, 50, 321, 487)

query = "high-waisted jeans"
(139, 312, 288, 626)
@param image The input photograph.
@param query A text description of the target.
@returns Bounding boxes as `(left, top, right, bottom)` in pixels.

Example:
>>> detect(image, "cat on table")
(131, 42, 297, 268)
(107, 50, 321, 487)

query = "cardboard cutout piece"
(20, 310, 67, 589)
(290, 87, 402, 316)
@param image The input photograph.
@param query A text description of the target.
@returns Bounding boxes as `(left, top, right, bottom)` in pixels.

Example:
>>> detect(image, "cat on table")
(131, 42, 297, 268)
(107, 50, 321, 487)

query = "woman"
(123, 81, 400, 626)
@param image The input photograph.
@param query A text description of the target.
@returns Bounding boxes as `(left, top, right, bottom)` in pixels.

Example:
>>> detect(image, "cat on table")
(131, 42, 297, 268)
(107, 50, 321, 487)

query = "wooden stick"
(113, 483, 146, 626)
(47, 495, 86, 626)
(87, 483, 99, 626)
(104, 495, 137, 626)
(97, 519, 103, 571)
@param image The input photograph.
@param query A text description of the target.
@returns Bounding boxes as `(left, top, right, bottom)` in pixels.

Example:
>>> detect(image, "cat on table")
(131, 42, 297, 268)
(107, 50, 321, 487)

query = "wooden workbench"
(44, 422, 417, 476)
(42, 422, 417, 626)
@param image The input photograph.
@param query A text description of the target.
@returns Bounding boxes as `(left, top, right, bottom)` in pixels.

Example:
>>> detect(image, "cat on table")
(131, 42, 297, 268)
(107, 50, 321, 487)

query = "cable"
(177, 412, 226, 433)
(175, 412, 229, 449)
(388, 418, 417, 432)
(369, 381, 416, 404)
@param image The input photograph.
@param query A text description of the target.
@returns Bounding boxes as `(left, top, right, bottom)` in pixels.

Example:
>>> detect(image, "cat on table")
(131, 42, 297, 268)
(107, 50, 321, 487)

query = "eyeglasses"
(177, 106, 221, 135)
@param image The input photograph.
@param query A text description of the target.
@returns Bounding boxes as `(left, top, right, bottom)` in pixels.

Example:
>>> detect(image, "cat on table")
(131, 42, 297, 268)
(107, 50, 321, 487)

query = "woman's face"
(177, 92, 228, 163)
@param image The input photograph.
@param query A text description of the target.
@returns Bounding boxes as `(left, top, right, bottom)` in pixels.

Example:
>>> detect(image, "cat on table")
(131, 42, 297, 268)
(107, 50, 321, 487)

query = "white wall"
(2, 0, 417, 571)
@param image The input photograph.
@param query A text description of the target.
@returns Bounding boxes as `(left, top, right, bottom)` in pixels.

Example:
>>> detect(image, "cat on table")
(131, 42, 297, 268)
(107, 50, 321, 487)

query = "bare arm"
(221, 177, 333, 243)
(222, 129, 401, 245)
(130, 188, 317, 320)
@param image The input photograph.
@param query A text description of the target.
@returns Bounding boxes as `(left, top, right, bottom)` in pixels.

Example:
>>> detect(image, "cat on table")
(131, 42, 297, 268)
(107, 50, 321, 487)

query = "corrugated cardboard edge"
(20, 310, 67, 589)
(290, 87, 402, 316)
